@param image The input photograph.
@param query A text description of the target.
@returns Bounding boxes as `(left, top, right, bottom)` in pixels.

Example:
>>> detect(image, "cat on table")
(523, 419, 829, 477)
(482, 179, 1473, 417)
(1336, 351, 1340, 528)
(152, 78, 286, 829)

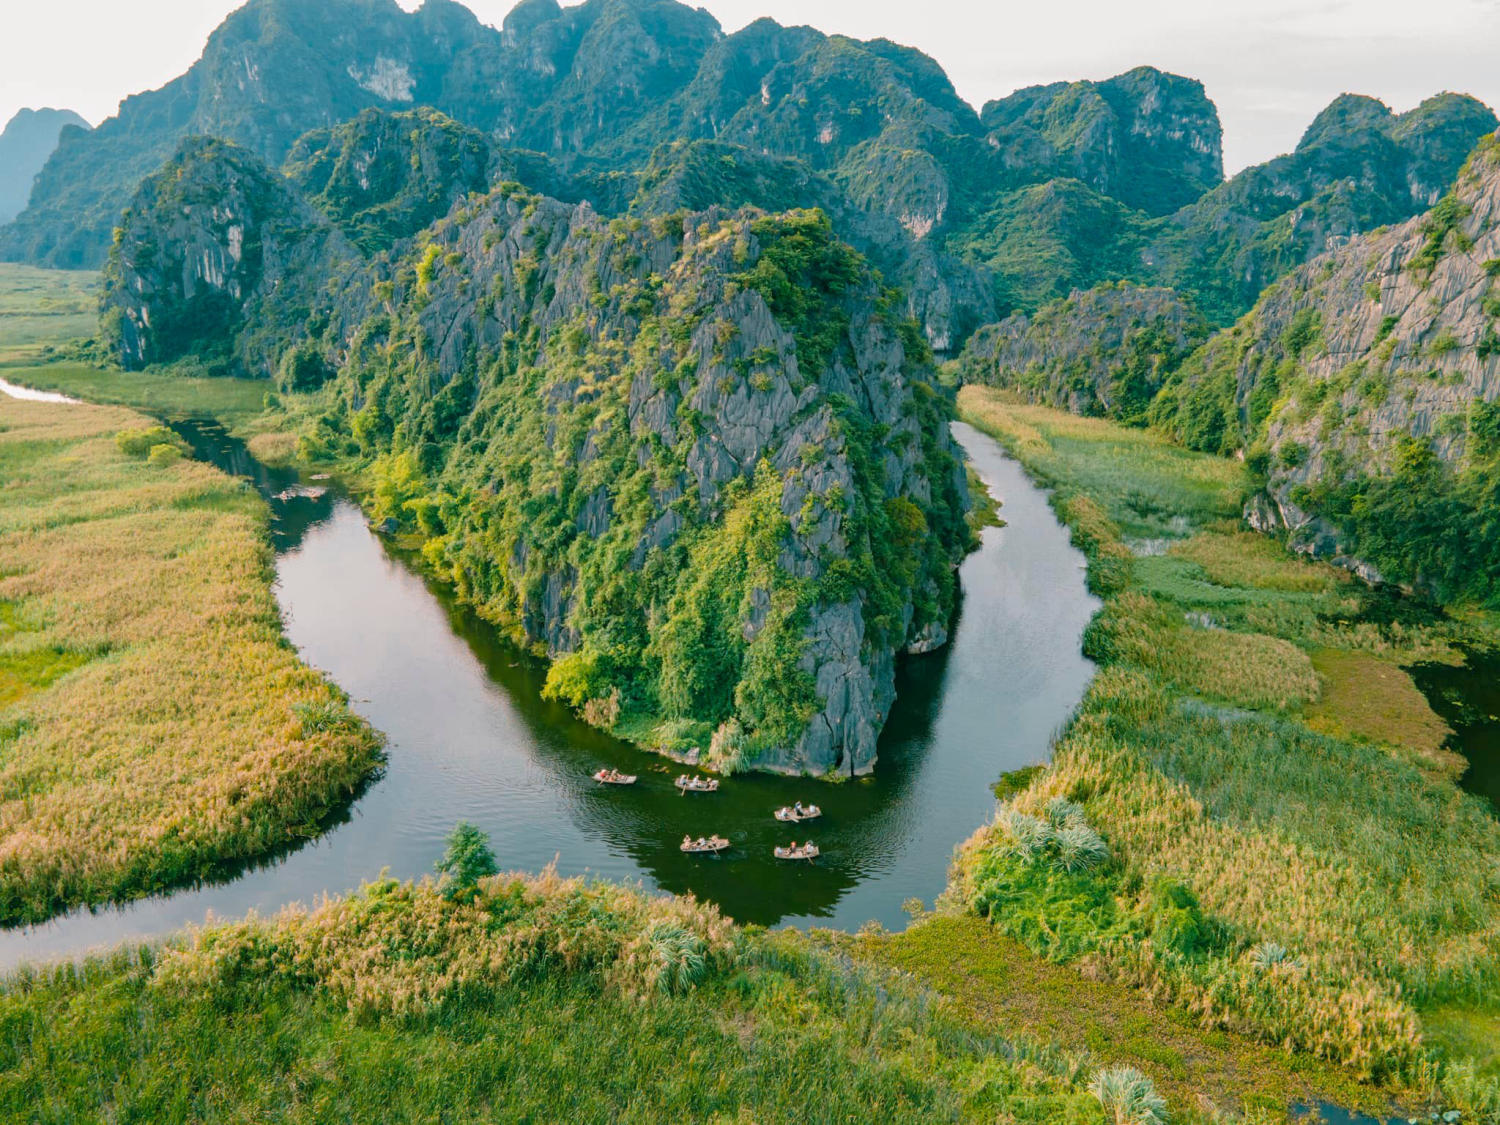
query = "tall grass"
(0, 872, 1104, 1123)
(0, 398, 382, 923)
(955, 388, 1500, 1106)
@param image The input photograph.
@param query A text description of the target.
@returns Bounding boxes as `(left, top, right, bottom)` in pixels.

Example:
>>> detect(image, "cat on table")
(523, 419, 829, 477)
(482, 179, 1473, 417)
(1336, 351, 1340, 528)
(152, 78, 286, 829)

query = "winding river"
(0, 401, 1100, 968)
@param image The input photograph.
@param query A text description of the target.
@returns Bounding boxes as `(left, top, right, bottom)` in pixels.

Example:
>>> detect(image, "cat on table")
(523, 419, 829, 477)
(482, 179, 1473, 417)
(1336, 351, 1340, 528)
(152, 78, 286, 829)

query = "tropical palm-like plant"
(643, 920, 709, 996)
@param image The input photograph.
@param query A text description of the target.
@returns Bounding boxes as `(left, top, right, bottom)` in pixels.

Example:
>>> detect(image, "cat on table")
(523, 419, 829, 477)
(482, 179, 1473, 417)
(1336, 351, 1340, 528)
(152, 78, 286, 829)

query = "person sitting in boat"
(682, 834, 692, 848)
(697, 836, 707, 849)
(794, 801, 804, 815)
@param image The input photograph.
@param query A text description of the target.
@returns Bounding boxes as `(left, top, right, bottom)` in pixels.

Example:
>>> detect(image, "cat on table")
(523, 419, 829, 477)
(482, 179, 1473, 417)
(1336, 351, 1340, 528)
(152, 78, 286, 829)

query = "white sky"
(1, 0, 1497, 174)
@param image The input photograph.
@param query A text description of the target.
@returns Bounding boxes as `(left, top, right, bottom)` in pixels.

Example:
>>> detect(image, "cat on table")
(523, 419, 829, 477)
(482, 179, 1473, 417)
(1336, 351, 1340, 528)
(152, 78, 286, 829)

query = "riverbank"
(0, 868, 1112, 1123)
(945, 386, 1500, 1117)
(0, 394, 382, 923)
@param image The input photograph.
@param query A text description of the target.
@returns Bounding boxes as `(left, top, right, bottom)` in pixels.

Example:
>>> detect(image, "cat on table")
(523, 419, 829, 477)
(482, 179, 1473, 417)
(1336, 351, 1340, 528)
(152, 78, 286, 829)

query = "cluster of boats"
(589, 767, 822, 861)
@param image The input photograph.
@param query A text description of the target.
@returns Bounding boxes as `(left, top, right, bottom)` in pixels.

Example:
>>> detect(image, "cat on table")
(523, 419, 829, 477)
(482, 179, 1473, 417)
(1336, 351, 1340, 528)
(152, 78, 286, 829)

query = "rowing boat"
(593, 769, 637, 785)
(680, 835, 730, 854)
(675, 775, 719, 793)
(773, 842, 819, 861)
(774, 804, 821, 822)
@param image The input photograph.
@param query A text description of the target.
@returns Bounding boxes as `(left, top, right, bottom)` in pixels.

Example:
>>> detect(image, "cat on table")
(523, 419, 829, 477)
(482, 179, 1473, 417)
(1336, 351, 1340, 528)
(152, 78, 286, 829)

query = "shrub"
(1144, 878, 1209, 957)
(640, 920, 709, 997)
(435, 822, 498, 902)
(1089, 1066, 1167, 1125)
(146, 443, 182, 466)
(276, 341, 332, 392)
(115, 426, 183, 458)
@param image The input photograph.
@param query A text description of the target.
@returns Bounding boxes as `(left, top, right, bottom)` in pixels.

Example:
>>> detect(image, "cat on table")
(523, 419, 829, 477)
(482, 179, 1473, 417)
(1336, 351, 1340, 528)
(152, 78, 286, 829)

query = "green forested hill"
(101, 136, 971, 776)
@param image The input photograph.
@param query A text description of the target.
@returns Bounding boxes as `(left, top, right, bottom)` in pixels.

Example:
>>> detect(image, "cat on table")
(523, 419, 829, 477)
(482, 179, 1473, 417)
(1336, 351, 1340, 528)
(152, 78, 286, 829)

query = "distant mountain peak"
(0, 107, 92, 226)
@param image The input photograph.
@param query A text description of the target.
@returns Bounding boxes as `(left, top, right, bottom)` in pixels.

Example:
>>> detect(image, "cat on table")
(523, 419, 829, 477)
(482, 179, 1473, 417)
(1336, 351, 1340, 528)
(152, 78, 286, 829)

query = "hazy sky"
(2, 0, 1497, 173)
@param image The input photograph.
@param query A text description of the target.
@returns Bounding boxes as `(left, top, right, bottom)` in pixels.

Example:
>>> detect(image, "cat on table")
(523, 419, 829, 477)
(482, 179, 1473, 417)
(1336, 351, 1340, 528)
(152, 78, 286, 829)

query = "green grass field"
(0, 395, 381, 924)
(0, 263, 99, 360)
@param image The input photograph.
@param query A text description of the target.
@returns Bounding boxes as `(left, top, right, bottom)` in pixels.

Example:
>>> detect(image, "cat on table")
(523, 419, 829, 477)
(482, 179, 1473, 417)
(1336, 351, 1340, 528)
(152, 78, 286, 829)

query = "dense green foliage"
(1301, 427, 1500, 603)
(956, 283, 1209, 424)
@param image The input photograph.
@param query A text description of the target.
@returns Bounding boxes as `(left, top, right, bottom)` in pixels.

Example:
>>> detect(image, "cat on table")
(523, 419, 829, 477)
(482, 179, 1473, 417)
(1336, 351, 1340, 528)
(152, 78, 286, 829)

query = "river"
(0, 409, 1101, 968)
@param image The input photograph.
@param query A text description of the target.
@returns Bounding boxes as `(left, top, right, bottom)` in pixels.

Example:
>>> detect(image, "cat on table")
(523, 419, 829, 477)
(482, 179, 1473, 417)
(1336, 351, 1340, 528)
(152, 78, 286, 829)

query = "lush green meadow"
(952, 388, 1500, 1117)
(0, 396, 382, 922)
(0, 263, 99, 361)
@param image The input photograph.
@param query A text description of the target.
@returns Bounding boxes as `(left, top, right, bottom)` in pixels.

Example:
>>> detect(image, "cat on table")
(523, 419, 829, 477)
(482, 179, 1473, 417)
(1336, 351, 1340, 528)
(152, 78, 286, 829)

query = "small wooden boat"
(680, 834, 730, 854)
(773, 842, 819, 861)
(675, 775, 720, 794)
(592, 768, 637, 785)
(774, 804, 822, 823)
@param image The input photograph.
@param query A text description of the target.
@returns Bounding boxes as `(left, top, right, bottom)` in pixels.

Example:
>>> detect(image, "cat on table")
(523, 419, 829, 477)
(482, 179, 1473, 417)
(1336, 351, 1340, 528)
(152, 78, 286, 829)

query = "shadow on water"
(0, 415, 1100, 967)
(1410, 647, 1500, 812)
(1316, 578, 1500, 814)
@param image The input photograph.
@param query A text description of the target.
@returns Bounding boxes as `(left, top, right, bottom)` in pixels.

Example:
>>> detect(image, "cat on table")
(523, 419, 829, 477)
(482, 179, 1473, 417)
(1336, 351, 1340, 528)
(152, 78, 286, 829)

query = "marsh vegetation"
(952, 388, 1500, 1116)
(0, 396, 381, 923)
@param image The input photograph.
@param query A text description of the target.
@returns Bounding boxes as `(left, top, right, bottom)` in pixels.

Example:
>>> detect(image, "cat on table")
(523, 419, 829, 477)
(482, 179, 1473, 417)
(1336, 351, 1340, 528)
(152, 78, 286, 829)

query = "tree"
(435, 822, 497, 902)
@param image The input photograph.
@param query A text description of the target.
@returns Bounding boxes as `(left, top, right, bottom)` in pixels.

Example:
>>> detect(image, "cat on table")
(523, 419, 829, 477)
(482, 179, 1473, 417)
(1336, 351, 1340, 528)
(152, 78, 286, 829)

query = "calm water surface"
(0, 410, 1100, 968)
(1411, 648, 1500, 811)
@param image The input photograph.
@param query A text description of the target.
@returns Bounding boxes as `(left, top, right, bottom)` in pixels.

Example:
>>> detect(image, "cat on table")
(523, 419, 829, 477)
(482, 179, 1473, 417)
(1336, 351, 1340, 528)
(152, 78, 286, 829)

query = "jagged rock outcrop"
(629, 140, 995, 352)
(17, 0, 1493, 356)
(1, 0, 506, 268)
(981, 67, 1223, 217)
(1146, 93, 1499, 323)
(102, 140, 971, 775)
(101, 138, 356, 378)
(956, 283, 1207, 421)
(0, 108, 89, 224)
(282, 107, 505, 254)
(1154, 135, 1500, 597)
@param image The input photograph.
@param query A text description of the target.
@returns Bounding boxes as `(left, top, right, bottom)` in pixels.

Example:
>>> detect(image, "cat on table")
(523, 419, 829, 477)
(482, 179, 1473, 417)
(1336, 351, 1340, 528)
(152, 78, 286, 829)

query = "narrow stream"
(0, 411, 1100, 968)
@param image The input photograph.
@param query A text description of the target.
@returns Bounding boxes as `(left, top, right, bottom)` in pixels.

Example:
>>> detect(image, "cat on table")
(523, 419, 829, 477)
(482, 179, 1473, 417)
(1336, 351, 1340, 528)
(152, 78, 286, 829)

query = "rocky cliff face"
(0, 108, 90, 225)
(981, 67, 1223, 217)
(101, 138, 356, 378)
(326, 199, 969, 775)
(1156, 135, 1500, 595)
(956, 283, 1207, 421)
(1146, 93, 1498, 323)
(0, 0, 502, 268)
(282, 107, 505, 254)
(628, 140, 995, 353)
(0, 0, 1239, 355)
(102, 141, 971, 776)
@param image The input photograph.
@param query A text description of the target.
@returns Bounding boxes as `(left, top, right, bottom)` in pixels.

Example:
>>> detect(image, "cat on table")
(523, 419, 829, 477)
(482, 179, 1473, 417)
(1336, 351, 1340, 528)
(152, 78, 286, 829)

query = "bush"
(435, 822, 498, 902)
(276, 341, 332, 393)
(1144, 878, 1209, 957)
(146, 443, 182, 466)
(115, 426, 184, 458)
(1089, 1066, 1167, 1125)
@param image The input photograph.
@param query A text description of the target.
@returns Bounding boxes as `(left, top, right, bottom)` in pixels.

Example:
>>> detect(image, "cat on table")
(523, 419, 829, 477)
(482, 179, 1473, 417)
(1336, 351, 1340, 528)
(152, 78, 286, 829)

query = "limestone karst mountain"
(101, 133, 971, 775)
(0, 107, 90, 225)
